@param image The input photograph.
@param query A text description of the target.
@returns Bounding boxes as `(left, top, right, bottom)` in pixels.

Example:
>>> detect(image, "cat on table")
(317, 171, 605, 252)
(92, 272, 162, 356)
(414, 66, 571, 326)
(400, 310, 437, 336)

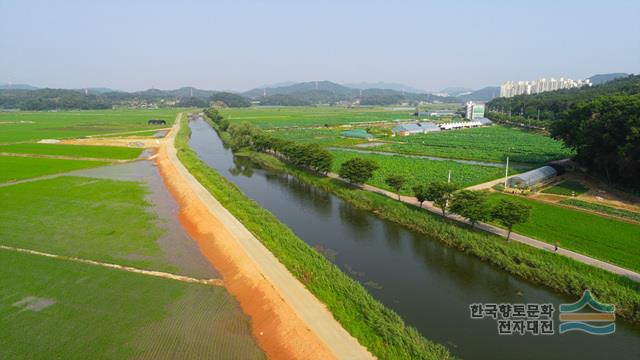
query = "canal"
(188, 117, 640, 360)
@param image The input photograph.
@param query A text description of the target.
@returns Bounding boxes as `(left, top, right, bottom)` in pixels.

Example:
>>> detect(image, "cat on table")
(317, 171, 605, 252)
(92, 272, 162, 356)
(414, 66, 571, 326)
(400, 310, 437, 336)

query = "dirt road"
(157, 115, 374, 360)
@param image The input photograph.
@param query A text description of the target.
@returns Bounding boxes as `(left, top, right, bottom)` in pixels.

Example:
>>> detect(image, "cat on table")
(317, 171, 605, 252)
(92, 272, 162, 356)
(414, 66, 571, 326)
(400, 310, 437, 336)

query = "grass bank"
(176, 116, 453, 359)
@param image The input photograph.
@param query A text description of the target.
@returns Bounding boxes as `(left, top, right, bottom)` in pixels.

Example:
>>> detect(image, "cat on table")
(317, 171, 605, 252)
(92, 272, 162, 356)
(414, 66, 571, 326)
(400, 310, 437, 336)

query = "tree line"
(0, 89, 250, 110)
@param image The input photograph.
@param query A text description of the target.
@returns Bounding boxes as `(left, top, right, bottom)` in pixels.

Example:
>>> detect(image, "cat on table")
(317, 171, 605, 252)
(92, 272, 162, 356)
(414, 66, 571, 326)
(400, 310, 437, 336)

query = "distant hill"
(588, 73, 629, 85)
(343, 82, 426, 93)
(0, 83, 39, 90)
(243, 81, 356, 98)
(456, 86, 500, 102)
(242, 80, 460, 105)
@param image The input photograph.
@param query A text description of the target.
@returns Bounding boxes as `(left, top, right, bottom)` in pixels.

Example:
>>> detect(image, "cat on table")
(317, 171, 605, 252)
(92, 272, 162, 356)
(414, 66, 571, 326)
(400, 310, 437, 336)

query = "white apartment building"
(500, 77, 592, 98)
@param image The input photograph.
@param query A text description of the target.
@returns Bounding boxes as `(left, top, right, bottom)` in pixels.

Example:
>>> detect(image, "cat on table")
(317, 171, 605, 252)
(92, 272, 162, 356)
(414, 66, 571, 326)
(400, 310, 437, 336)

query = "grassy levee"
(243, 150, 640, 324)
(177, 117, 453, 359)
(204, 110, 640, 325)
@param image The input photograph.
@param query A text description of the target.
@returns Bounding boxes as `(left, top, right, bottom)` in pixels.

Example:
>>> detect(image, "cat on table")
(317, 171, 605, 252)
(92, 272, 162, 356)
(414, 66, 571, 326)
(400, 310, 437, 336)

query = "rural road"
(326, 173, 640, 283)
(165, 116, 375, 360)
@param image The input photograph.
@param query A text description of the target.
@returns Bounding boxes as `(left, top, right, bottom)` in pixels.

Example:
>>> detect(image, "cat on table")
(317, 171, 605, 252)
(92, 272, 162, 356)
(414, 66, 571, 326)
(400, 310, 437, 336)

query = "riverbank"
(233, 139, 640, 325)
(157, 115, 377, 359)
(172, 114, 454, 359)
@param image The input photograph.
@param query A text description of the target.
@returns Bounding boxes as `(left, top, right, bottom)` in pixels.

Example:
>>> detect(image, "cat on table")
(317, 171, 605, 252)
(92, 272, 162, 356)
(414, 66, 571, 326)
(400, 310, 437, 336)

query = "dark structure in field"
(148, 119, 166, 125)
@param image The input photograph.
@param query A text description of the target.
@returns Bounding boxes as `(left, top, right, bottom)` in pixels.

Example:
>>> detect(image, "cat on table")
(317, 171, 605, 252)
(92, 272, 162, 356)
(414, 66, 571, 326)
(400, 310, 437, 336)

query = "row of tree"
(204, 108, 333, 174)
(335, 158, 531, 239)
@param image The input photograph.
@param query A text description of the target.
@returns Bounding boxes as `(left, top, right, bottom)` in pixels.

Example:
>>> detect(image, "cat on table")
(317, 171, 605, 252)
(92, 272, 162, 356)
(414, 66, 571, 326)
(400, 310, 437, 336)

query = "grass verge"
(177, 116, 453, 359)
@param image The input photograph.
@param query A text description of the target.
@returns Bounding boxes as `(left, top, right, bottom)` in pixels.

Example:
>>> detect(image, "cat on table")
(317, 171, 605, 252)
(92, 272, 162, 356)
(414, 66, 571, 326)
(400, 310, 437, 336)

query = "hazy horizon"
(1, 0, 639, 92)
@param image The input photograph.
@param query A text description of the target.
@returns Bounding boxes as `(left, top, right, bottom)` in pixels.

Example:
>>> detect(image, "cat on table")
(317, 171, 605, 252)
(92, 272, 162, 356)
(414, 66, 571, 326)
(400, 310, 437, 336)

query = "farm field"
(0, 249, 263, 360)
(269, 127, 365, 147)
(542, 180, 589, 196)
(330, 150, 507, 194)
(0, 143, 143, 160)
(0, 156, 107, 183)
(559, 199, 640, 223)
(0, 176, 171, 271)
(378, 126, 574, 164)
(220, 105, 456, 129)
(0, 108, 181, 143)
(487, 193, 640, 272)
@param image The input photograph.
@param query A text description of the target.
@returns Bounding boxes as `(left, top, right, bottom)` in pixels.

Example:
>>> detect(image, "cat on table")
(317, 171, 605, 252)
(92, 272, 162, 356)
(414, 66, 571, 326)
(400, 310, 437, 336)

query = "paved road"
(326, 173, 640, 283)
(166, 116, 375, 360)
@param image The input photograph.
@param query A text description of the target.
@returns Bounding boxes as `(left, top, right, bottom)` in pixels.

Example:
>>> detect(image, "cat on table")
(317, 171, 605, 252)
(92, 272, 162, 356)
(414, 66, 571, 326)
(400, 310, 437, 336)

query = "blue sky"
(1, 0, 638, 91)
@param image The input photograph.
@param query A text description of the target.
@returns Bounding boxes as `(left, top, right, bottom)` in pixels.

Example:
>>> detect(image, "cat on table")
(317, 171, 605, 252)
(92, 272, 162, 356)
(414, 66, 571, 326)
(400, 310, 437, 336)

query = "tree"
(424, 182, 458, 216)
(412, 184, 427, 208)
(338, 158, 378, 185)
(385, 175, 406, 199)
(449, 190, 491, 228)
(491, 199, 531, 240)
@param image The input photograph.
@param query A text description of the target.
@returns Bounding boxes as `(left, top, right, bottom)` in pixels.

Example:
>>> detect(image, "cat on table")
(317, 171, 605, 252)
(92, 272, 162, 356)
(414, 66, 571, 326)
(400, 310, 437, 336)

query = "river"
(188, 117, 640, 360)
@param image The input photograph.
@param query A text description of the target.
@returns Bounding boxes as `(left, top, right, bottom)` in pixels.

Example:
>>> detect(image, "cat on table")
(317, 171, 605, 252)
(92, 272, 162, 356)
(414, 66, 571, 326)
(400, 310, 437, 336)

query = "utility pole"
(504, 157, 510, 188)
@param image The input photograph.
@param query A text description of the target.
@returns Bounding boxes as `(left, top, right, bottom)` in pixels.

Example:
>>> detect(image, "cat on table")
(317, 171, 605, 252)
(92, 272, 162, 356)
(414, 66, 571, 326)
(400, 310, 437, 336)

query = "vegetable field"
(378, 126, 573, 164)
(330, 150, 507, 194)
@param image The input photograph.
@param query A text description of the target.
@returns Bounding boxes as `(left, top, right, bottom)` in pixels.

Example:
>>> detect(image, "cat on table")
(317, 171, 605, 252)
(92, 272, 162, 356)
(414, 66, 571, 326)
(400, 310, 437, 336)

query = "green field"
(488, 193, 640, 272)
(0, 143, 143, 160)
(269, 127, 365, 147)
(220, 106, 453, 129)
(0, 156, 107, 183)
(0, 109, 180, 143)
(378, 126, 573, 164)
(0, 248, 263, 360)
(559, 199, 640, 222)
(330, 150, 507, 193)
(0, 176, 170, 271)
(542, 180, 589, 196)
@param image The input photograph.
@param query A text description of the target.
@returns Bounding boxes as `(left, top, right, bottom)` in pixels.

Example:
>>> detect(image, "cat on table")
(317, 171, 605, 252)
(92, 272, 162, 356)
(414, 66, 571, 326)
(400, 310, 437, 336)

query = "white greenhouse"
(507, 166, 558, 189)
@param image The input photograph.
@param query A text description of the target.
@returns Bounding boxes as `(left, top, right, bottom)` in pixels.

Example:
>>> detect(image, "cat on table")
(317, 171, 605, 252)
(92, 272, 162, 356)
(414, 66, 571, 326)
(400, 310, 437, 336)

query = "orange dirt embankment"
(155, 144, 336, 360)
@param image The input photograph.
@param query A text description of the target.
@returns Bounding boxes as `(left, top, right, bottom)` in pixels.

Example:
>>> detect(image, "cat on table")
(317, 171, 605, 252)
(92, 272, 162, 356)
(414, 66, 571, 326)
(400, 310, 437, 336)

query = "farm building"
(392, 122, 440, 136)
(148, 119, 166, 125)
(507, 166, 557, 189)
(439, 121, 483, 130)
(341, 129, 373, 140)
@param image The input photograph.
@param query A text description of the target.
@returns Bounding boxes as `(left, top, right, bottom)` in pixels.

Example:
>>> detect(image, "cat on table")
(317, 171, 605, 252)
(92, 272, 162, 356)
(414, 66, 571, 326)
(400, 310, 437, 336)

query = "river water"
(188, 118, 640, 360)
